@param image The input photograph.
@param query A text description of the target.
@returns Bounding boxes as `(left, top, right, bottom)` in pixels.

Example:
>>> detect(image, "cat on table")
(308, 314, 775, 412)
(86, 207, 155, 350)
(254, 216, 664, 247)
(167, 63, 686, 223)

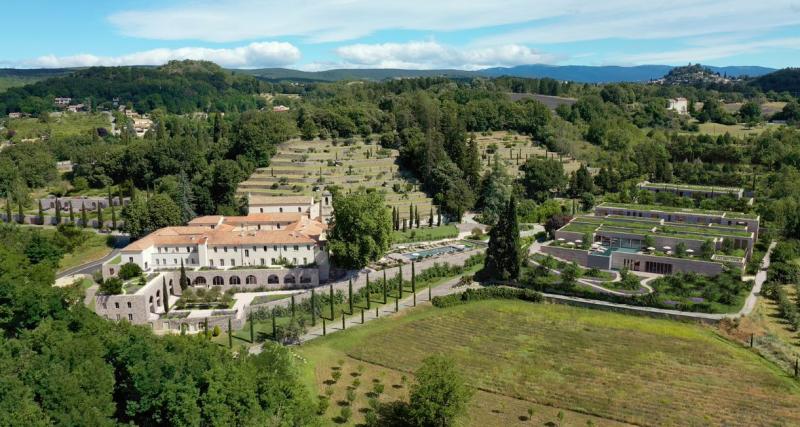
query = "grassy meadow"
(298, 299, 800, 426)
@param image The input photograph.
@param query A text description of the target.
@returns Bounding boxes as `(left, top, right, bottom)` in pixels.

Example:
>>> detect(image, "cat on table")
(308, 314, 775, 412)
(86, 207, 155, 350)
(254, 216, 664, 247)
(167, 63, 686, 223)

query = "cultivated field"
(5, 113, 110, 142)
(237, 138, 435, 220)
(299, 300, 800, 426)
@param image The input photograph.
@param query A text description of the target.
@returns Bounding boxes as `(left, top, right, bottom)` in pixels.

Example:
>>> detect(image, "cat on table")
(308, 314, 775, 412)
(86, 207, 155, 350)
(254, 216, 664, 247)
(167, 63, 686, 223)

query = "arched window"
(267, 275, 279, 284)
(246, 275, 257, 285)
(193, 276, 207, 285)
(300, 275, 312, 284)
(229, 276, 241, 285)
(284, 275, 296, 284)
(212, 276, 224, 286)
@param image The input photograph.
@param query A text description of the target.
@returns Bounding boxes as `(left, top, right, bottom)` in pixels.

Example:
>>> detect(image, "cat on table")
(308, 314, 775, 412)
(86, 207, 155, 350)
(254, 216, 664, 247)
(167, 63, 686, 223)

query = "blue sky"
(2, 0, 800, 70)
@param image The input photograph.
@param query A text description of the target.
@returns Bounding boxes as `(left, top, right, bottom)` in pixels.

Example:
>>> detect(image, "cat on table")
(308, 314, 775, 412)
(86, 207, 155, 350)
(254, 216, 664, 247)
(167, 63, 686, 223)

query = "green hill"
(751, 68, 800, 95)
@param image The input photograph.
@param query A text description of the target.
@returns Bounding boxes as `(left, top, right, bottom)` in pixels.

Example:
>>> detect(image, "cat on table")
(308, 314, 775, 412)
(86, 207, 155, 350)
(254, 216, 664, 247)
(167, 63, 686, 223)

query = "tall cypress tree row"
(428, 207, 434, 227)
(96, 204, 104, 229)
(347, 279, 353, 315)
(69, 203, 75, 223)
(38, 200, 44, 225)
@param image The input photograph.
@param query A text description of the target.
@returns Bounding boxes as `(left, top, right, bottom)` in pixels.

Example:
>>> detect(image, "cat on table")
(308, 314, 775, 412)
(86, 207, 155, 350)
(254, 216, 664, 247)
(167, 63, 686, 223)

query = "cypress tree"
(272, 308, 277, 339)
(291, 295, 296, 317)
(17, 199, 24, 224)
(365, 273, 371, 309)
(415, 206, 420, 228)
(402, 215, 407, 231)
(5, 198, 11, 223)
(111, 204, 117, 230)
(322, 317, 326, 336)
(69, 203, 75, 223)
(54, 199, 62, 225)
(329, 284, 334, 320)
(204, 318, 209, 339)
(179, 259, 188, 291)
(383, 270, 388, 303)
(398, 266, 403, 298)
(80, 202, 88, 228)
(162, 278, 170, 313)
(341, 310, 346, 330)
(428, 207, 433, 227)
(409, 204, 413, 228)
(228, 317, 233, 349)
(348, 279, 353, 314)
(411, 261, 416, 306)
(107, 186, 113, 207)
(38, 200, 44, 225)
(437, 207, 442, 226)
(96, 203, 103, 229)
(310, 289, 317, 326)
(483, 196, 521, 281)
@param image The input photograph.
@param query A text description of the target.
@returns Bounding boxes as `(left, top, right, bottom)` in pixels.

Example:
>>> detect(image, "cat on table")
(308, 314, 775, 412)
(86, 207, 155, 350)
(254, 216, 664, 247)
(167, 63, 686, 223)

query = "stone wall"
(540, 245, 590, 265)
(610, 252, 725, 276)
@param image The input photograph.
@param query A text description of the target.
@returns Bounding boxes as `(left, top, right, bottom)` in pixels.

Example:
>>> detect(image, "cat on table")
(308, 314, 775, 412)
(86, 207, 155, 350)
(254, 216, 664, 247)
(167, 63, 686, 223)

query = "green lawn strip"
(391, 225, 459, 243)
(299, 300, 800, 426)
(56, 232, 114, 272)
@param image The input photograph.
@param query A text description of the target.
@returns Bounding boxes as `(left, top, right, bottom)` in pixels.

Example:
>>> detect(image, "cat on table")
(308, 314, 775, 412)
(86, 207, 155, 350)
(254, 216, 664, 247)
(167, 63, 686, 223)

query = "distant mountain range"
(478, 64, 776, 83)
(0, 64, 782, 89)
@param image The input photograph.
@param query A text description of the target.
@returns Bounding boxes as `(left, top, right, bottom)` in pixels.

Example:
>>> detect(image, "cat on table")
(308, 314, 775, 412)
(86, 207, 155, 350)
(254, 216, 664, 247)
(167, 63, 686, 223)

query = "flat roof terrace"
(561, 216, 753, 241)
(596, 202, 759, 220)
(638, 181, 744, 194)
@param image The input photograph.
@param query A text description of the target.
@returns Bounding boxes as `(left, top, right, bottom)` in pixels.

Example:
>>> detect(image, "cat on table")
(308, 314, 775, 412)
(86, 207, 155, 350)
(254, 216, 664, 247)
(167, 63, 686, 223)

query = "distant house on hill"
(54, 97, 72, 107)
(272, 105, 290, 113)
(667, 98, 689, 115)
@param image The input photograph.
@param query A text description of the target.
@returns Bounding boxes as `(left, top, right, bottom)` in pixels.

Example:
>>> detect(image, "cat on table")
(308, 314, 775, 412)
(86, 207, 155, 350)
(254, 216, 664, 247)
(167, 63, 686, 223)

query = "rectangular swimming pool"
(404, 245, 464, 261)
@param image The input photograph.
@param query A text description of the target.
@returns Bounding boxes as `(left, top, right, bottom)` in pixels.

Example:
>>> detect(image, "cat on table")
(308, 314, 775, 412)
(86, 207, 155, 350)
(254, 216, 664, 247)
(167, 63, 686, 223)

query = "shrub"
(317, 397, 329, 415)
(99, 277, 123, 295)
(339, 406, 352, 422)
(118, 262, 143, 280)
(432, 287, 543, 308)
(212, 325, 221, 337)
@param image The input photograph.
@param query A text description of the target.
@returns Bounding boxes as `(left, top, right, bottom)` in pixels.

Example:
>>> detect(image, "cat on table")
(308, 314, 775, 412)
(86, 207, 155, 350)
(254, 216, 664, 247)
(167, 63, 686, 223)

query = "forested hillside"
(0, 61, 268, 115)
(751, 68, 800, 95)
(0, 224, 316, 425)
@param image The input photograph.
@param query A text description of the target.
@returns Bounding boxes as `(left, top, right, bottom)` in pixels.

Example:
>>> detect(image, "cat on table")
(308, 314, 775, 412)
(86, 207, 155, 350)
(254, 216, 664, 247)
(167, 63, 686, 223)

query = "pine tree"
(80, 203, 88, 228)
(179, 259, 188, 291)
(38, 200, 44, 225)
(483, 196, 521, 281)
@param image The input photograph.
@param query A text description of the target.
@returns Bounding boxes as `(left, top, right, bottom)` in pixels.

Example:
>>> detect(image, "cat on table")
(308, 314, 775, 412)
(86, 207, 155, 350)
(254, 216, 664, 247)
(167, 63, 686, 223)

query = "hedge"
(431, 287, 543, 308)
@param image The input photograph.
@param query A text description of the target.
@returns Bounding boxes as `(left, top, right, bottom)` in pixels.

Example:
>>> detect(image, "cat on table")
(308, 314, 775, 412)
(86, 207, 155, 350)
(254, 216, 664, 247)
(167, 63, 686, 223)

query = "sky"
(2, 0, 800, 70)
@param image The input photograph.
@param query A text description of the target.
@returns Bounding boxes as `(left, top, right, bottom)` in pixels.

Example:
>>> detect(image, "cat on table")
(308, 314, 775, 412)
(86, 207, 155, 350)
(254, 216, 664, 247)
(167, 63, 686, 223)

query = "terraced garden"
(237, 138, 435, 220)
(475, 131, 584, 177)
(300, 300, 800, 426)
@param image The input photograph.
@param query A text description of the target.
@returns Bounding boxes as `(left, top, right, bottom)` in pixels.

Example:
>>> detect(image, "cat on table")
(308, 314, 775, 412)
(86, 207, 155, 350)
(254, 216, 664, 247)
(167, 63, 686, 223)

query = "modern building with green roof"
(541, 204, 759, 276)
(637, 181, 745, 200)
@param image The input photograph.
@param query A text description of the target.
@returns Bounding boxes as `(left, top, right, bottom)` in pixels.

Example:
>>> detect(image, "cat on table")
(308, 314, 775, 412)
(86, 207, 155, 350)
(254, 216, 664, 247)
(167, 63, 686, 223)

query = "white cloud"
(18, 42, 300, 69)
(107, 0, 800, 46)
(332, 41, 553, 70)
(618, 37, 800, 65)
(479, 0, 800, 46)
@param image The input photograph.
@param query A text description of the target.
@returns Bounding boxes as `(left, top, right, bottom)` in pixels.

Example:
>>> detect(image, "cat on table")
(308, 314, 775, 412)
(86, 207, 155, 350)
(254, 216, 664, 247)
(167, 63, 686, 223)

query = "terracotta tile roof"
(121, 216, 326, 252)
(222, 213, 304, 224)
(187, 215, 223, 226)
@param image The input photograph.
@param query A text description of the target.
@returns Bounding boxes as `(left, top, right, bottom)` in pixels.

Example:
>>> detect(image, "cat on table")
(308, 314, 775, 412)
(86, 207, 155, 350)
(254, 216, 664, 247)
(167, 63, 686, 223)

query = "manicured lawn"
(57, 233, 114, 272)
(299, 300, 800, 426)
(392, 224, 458, 243)
(7, 113, 110, 142)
